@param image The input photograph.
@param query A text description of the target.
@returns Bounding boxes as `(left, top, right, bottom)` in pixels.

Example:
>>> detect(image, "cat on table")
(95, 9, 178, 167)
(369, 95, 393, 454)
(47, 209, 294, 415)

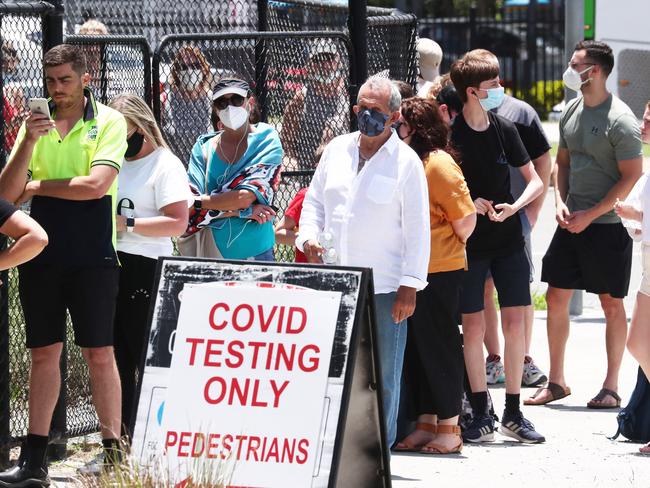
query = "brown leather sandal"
(420, 424, 463, 455)
(524, 382, 571, 406)
(394, 422, 437, 452)
(587, 388, 621, 409)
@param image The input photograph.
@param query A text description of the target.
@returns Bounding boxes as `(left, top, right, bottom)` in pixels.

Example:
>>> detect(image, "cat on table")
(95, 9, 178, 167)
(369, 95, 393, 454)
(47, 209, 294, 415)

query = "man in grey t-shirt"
(526, 41, 643, 409)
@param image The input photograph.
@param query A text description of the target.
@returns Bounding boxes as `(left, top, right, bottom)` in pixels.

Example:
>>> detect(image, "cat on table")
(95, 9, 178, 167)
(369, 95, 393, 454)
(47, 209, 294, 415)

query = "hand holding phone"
(26, 98, 55, 140)
(28, 98, 52, 119)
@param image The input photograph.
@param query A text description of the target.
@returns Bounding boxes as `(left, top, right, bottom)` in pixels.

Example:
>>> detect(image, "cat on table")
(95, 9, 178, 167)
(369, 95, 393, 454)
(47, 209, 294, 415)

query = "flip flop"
(587, 388, 621, 409)
(393, 422, 437, 452)
(523, 382, 571, 406)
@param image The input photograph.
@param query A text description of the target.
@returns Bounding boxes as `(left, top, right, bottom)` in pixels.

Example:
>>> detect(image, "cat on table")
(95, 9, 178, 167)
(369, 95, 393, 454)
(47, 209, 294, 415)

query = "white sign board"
(159, 284, 341, 486)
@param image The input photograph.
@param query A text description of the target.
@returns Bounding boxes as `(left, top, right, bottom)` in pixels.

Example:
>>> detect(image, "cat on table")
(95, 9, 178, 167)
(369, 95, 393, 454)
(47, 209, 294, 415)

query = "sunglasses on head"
(214, 94, 246, 111)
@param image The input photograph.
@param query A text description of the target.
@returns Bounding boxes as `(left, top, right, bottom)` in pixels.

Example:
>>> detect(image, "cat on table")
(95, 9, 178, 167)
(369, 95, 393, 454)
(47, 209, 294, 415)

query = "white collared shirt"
(296, 131, 430, 293)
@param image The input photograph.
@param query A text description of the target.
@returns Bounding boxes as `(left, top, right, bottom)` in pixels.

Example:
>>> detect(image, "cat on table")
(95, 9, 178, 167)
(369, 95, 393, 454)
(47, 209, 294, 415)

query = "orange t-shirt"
(424, 150, 475, 273)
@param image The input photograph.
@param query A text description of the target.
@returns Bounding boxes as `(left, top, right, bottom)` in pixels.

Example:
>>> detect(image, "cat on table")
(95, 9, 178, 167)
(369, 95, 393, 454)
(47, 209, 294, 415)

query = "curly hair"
(400, 97, 458, 162)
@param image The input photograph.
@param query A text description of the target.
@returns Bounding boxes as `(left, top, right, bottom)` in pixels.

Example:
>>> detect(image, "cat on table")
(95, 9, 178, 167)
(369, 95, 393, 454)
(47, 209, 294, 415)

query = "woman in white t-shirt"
(108, 94, 190, 439)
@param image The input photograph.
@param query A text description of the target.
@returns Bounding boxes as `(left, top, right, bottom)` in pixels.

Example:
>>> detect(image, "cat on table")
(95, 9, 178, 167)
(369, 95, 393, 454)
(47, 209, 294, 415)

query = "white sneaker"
(77, 453, 105, 477)
(486, 356, 505, 385)
(522, 359, 548, 387)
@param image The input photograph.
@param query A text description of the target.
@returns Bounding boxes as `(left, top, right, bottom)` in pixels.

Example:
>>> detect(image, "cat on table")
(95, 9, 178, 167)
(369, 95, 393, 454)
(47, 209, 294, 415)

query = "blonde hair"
(109, 94, 169, 150)
(79, 19, 109, 35)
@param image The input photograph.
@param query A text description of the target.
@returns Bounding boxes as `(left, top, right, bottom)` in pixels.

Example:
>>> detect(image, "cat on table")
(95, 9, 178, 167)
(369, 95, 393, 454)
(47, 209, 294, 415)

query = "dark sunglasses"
(214, 94, 246, 111)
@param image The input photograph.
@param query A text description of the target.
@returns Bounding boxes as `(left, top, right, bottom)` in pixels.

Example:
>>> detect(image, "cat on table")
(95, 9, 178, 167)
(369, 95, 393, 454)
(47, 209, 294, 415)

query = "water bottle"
(318, 229, 338, 265)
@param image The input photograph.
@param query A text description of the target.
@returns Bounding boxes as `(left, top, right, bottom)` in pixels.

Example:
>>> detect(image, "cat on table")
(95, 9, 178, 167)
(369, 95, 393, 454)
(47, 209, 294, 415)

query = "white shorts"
(641, 244, 650, 297)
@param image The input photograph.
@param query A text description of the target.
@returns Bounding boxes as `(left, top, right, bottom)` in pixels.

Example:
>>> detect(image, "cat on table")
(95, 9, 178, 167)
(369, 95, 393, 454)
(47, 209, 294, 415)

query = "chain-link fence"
(63, 0, 257, 48)
(153, 32, 352, 262)
(0, 0, 419, 461)
(266, 1, 419, 85)
(65, 35, 151, 105)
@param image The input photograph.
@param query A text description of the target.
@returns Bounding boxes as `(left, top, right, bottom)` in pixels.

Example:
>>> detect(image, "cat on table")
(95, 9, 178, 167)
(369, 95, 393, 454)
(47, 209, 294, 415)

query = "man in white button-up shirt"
(296, 77, 430, 447)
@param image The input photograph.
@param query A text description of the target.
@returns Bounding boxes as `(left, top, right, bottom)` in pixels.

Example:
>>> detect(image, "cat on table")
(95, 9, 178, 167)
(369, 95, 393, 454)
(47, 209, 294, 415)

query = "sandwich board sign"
(130, 257, 391, 487)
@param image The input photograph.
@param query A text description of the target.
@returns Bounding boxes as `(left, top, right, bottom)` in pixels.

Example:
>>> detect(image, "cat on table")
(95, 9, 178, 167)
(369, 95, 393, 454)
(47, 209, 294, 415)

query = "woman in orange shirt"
(394, 97, 476, 455)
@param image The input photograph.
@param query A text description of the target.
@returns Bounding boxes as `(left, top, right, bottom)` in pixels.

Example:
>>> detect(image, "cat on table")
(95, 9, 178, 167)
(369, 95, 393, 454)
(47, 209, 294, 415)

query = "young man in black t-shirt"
(450, 49, 545, 443)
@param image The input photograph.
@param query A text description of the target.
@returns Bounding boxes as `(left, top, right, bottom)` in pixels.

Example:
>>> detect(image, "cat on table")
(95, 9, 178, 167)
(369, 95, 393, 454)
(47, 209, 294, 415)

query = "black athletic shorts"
(541, 223, 632, 298)
(19, 264, 119, 348)
(460, 246, 532, 314)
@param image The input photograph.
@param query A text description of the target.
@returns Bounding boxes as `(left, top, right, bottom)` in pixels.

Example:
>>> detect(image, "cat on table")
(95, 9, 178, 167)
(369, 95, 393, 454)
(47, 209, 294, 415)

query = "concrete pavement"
(391, 183, 649, 487)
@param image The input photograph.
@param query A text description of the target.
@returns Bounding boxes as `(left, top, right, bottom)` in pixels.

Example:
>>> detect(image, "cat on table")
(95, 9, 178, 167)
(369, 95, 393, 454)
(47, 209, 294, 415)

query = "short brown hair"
(574, 40, 614, 76)
(450, 49, 499, 103)
(44, 44, 87, 75)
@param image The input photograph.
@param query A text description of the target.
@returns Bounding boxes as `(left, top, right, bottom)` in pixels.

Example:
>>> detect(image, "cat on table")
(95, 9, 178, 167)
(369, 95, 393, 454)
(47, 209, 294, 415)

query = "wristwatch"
(126, 217, 135, 233)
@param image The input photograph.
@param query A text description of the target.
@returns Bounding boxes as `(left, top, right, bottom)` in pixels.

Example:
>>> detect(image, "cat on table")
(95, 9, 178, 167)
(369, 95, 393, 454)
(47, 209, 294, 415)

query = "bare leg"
(546, 286, 572, 387)
(28, 343, 63, 435)
(628, 292, 650, 451)
(462, 312, 487, 394)
(628, 292, 650, 378)
(500, 306, 526, 395)
(82, 346, 122, 439)
(523, 304, 535, 356)
(526, 287, 572, 403)
(483, 277, 501, 357)
(598, 294, 627, 394)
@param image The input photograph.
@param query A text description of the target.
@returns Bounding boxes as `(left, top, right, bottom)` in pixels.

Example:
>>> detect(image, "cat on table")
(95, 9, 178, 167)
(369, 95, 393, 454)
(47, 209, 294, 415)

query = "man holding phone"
(0, 44, 127, 485)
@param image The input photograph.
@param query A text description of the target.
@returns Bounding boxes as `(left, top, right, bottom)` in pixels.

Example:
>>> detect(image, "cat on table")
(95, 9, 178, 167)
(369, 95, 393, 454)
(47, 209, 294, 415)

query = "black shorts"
(541, 223, 632, 298)
(19, 264, 119, 348)
(460, 247, 532, 314)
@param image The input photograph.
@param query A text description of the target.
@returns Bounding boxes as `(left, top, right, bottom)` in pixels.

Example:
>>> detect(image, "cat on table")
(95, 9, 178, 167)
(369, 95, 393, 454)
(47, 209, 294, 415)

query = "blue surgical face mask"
(357, 108, 389, 137)
(477, 86, 505, 111)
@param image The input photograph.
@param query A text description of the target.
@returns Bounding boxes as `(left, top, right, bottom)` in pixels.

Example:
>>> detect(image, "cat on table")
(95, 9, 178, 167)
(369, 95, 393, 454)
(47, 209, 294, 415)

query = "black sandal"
(587, 388, 621, 409)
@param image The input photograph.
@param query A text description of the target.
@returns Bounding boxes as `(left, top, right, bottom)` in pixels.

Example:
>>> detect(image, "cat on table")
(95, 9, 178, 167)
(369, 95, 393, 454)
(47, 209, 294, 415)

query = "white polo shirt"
(297, 131, 430, 294)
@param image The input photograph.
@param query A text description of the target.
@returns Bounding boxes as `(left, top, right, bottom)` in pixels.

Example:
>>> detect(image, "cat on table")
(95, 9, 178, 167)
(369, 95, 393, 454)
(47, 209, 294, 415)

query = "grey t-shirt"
(559, 94, 642, 224)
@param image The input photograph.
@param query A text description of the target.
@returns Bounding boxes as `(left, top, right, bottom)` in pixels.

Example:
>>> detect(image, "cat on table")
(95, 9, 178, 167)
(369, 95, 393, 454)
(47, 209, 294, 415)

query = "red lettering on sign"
(209, 303, 229, 330)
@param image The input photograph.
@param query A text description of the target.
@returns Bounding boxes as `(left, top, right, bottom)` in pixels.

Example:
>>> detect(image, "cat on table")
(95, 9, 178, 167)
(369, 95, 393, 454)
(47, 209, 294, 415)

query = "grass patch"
(531, 290, 547, 311)
(492, 289, 547, 311)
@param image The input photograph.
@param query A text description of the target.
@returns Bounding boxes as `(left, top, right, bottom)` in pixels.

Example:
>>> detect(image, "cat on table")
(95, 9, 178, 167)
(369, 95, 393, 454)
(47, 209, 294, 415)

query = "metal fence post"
(42, 0, 64, 52)
(525, 0, 538, 96)
(348, 0, 368, 130)
(42, 0, 68, 460)
(469, 5, 477, 50)
(564, 0, 584, 103)
(0, 18, 6, 463)
(255, 0, 269, 123)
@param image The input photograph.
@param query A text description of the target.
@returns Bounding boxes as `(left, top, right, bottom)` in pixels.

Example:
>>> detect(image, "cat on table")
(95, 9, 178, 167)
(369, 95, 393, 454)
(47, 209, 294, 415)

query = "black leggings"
(113, 251, 157, 438)
(403, 270, 465, 420)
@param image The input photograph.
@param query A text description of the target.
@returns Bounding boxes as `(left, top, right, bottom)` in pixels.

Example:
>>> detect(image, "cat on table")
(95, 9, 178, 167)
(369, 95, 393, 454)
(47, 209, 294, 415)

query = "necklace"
(218, 128, 248, 165)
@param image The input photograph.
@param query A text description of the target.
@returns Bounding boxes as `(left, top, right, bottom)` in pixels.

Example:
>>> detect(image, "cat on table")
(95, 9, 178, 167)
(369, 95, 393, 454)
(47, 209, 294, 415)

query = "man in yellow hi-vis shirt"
(0, 44, 127, 486)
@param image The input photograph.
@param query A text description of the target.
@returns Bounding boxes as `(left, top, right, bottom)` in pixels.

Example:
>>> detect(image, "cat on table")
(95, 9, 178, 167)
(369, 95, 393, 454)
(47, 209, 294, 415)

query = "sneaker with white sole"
(486, 355, 505, 384)
(499, 411, 545, 444)
(522, 359, 548, 387)
(462, 414, 495, 443)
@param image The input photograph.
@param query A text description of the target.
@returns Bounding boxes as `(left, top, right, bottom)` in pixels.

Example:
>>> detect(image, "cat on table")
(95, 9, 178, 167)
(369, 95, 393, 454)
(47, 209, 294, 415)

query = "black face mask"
(125, 131, 144, 158)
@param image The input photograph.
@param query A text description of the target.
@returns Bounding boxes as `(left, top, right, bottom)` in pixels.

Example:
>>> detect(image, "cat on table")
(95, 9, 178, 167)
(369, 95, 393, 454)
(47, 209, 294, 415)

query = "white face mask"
(218, 105, 249, 130)
(178, 69, 203, 91)
(562, 65, 593, 92)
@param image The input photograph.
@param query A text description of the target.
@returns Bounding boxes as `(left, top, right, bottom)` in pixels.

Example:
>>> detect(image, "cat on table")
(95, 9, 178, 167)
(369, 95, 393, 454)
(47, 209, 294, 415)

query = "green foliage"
(531, 289, 547, 311)
(512, 80, 564, 119)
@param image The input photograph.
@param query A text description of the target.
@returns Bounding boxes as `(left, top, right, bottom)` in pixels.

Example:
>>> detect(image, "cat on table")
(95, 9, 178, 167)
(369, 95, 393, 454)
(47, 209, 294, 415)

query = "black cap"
(436, 85, 463, 114)
(212, 78, 250, 101)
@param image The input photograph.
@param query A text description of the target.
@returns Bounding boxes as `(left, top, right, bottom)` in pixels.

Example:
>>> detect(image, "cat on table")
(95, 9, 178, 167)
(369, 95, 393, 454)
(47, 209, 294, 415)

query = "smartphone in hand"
(28, 98, 52, 119)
